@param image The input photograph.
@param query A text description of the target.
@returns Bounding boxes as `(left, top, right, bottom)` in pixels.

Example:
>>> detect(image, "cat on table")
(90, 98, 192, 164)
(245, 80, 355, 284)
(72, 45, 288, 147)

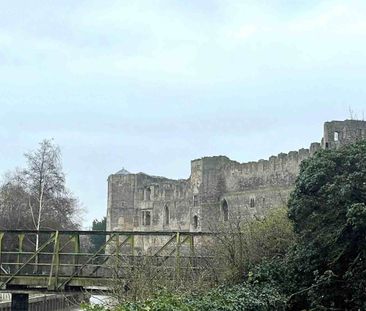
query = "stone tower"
(106, 119, 366, 250)
(322, 120, 366, 149)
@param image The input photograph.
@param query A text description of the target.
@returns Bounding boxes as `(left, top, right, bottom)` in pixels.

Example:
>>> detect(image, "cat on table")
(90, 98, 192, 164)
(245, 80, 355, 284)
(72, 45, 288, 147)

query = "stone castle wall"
(106, 120, 366, 244)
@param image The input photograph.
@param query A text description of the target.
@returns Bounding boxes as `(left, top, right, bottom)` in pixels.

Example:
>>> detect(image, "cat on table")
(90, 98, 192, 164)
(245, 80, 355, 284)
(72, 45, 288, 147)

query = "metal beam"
(0, 230, 213, 292)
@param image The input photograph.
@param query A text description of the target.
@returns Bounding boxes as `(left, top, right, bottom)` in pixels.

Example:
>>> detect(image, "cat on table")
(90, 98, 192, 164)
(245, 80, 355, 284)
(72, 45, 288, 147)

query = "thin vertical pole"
(48, 231, 60, 290)
(130, 235, 135, 257)
(130, 235, 135, 272)
(190, 235, 196, 269)
(17, 234, 25, 271)
(0, 232, 4, 273)
(54, 231, 60, 286)
(115, 233, 120, 277)
(175, 232, 181, 281)
(73, 234, 80, 274)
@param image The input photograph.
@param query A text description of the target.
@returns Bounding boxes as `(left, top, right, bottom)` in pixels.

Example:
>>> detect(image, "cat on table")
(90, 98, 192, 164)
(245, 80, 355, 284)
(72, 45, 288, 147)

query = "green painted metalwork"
(73, 234, 80, 274)
(0, 230, 212, 293)
(153, 233, 177, 257)
(16, 234, 25, 271)
(48, 231, 60, 290)
(0, 232, 4, 274)
(1, 233, 57, 289)
(175, 232, 181, 280)
(189, 235, 196, 268)
(56, 233, 117, 290)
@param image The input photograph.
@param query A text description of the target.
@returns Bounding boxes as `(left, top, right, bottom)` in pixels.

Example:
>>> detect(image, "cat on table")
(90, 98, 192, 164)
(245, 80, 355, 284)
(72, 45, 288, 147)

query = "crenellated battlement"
(223, 143, 321, 175)
(107, 119, 366, 236)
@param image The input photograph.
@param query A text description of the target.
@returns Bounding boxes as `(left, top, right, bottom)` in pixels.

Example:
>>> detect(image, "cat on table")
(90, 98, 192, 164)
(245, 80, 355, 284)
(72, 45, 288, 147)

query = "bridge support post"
(11, 293, 29, 311)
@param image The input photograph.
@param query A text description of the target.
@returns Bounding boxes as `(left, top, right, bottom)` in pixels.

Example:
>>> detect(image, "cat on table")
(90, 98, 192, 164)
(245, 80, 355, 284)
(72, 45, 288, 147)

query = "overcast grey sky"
(1, 0, 366, 227)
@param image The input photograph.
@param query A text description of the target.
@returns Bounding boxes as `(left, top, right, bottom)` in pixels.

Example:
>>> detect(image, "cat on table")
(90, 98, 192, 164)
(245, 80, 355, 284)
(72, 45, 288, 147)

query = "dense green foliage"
(83, 140, 366, 310)
(90, 217, 107, 253)
(287, 140, 366, 309)
(82, 283, 286, 311)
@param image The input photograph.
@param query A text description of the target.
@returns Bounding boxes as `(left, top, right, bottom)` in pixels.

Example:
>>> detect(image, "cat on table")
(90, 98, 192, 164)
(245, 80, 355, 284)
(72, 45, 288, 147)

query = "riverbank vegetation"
(83, 140, 366, 310)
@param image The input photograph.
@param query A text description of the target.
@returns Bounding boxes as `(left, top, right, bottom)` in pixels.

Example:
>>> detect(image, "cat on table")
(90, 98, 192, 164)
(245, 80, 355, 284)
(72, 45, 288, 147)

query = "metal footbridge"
(0, 230, 211, 293)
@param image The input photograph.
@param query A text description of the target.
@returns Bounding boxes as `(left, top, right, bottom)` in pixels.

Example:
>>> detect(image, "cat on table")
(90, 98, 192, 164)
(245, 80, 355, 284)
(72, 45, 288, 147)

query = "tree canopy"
(0, 139, 80, 231)
(288, 140, 366, 309)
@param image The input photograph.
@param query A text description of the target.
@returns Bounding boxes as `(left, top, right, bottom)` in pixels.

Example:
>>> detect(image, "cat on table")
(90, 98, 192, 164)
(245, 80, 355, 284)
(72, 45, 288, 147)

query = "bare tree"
(0, 172, 31, 229)
(21, 140, 79, 255)
(206, 206, 296, 283)
(0, 140, 81, 256)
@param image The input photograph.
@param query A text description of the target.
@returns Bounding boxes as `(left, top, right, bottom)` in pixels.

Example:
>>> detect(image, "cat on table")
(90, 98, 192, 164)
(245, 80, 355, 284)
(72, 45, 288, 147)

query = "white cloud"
(1, 0, 366, 83)
(1, 0, 366, 227)
(288, 2, 366, 36)
(290, 3, 347, 32)
(0, 31, 13, 46)
(228, 24, 258, 40)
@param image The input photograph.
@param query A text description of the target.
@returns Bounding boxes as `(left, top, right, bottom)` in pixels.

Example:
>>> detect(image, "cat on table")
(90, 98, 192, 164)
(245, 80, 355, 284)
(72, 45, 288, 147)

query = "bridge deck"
(0, 230, 213, 293)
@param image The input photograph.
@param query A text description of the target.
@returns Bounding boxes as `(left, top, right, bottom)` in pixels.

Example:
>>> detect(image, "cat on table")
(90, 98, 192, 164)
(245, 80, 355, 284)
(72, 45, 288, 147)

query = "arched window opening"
(145, 187, 151, 201)
(334, 131, 340, 141)
(250, 198, 255, 208)
(193, 195, 199, 206)
(142, 210, 151, 226)
(193, 215, 198, 229)
(221, 199, 228, 221)
(164, 204, 170, 226)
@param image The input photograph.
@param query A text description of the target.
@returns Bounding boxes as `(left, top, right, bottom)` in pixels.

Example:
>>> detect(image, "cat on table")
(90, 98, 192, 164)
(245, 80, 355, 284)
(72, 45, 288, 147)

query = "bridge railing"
(0, 230, 214, 291)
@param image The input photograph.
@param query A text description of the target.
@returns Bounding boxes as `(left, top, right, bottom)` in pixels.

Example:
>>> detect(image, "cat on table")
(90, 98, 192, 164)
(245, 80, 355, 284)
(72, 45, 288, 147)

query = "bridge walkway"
(0, 230, 212, 293)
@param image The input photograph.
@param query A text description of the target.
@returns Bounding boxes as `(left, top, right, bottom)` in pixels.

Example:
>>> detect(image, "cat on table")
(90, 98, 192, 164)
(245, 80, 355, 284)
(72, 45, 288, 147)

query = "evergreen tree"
(90, 217, 106, 253)
(288, 140, 366, 309)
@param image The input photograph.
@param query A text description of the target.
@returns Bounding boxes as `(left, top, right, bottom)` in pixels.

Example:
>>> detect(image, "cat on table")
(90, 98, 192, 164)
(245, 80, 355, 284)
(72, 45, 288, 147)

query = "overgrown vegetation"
(83, 140, 366, 310)
(0, 139, 82, 255)
(209, 206, 295, 283)
(83, 282, 287, 311)
(82, 207, 295, 310)
(286, 139, 366, 309)
(0, 139, 81, 231)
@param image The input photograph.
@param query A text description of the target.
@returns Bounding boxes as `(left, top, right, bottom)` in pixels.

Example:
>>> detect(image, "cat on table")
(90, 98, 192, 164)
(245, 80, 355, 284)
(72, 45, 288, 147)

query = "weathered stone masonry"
(106, 120, 366, 247)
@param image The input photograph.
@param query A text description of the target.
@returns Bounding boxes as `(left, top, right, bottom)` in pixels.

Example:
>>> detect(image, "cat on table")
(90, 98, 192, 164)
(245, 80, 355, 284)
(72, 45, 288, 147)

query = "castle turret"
(190, 156, 231, 231)
(106, 171, 136, 231)
(322, 120, 366, 149)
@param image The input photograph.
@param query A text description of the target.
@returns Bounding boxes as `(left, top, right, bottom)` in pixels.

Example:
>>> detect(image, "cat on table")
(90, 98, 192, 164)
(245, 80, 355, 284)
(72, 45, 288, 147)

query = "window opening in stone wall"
(118, 217, 124, 226)
(334, 131, 339, 141)
(145, 187, 151, 201)
(164, 189, 172, 200)
(325, 142, 329, 149)
(193, 195, 199, 206)
(221, 199, 228, 221)
(140, 189, 144, 200)
(164, 204, 170, 225)
(359, 129, 363, 137)
(142, 210, 151, 226)
(193, 215, 198, 229)
(250, 198, 255, 208)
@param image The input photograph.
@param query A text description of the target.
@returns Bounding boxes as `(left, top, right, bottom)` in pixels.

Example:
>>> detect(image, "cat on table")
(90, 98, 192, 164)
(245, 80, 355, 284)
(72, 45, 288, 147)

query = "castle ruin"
(106, 120, 366, 242)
